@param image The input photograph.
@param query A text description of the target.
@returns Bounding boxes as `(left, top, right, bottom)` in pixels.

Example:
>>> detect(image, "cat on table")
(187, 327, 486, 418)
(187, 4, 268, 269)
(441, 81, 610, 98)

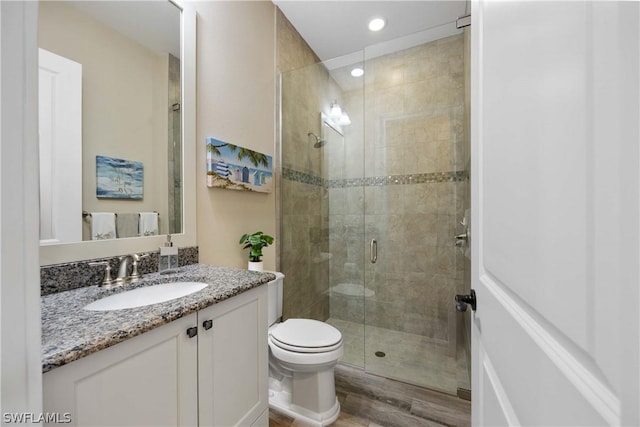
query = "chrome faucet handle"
(132, 253, 150, 262)
(89, 261, 115, 288)
(130, 253, 150, 282)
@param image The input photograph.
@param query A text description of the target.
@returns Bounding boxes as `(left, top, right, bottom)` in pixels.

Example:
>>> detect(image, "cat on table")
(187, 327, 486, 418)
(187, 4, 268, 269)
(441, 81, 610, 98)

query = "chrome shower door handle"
(370, 239, 377, 263)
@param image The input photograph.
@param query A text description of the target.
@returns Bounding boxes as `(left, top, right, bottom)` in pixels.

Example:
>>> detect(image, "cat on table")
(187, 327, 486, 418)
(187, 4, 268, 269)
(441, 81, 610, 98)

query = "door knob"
(455, 289, 476, 312)
(202, 319, 213, 330)
(186, 326, 198, 338)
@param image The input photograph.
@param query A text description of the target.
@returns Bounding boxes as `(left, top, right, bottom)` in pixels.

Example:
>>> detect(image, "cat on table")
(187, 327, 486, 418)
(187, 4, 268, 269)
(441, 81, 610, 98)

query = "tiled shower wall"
(329, 34, 467, 345)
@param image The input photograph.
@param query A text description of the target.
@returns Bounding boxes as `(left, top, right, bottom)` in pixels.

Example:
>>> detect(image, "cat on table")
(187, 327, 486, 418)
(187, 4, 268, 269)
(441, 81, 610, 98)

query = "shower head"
(307, 132, 327, 148)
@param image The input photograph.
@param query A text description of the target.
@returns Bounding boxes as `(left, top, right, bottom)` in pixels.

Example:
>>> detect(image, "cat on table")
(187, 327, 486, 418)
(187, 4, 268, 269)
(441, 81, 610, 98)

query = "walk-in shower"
(278, 21, 471, 397)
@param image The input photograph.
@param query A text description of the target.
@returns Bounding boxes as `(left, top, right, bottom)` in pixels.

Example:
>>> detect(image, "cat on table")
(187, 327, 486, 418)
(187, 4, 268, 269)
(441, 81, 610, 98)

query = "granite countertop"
(41, 264, 275, 373)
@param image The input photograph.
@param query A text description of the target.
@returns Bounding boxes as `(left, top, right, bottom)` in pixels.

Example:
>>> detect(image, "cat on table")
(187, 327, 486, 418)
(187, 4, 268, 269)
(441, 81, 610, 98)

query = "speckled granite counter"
(42, 264, 275, 373)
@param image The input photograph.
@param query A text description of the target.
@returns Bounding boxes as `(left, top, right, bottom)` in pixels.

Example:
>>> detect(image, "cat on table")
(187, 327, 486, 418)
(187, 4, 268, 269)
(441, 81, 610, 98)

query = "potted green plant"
(239, 231, 274, 271)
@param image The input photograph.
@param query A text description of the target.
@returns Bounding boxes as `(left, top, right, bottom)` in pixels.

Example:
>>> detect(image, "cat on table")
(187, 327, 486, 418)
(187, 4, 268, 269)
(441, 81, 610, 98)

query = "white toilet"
(267, 272, 344, 426)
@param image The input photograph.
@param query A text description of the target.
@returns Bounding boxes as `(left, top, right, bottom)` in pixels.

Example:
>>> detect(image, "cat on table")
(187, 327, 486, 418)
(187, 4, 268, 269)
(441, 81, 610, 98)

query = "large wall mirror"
(39, 0, 196, 265)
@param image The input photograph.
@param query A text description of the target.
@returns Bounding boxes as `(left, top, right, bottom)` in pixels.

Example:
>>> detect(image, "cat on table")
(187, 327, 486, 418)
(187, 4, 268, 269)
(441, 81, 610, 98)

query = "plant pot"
(248, 261, 263, 272)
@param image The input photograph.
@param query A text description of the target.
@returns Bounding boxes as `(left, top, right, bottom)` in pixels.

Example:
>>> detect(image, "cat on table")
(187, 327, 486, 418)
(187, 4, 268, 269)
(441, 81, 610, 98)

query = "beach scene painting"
(206, 137, 273, 193)
(96, 155, 143, 199)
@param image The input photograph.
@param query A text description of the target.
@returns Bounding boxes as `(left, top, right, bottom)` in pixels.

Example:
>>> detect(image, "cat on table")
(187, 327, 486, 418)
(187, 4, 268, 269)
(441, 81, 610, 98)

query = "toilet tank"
(267, 271, 285, 326)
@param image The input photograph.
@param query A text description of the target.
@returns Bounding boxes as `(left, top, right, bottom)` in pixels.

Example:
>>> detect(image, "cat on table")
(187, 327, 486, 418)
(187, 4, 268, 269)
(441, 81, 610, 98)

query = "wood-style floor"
(269, 364, 471, 427)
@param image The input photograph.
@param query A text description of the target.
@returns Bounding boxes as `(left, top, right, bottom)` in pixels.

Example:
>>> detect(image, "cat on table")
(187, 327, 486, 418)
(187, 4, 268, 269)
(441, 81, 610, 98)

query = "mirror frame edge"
(39, 1, 197, 266)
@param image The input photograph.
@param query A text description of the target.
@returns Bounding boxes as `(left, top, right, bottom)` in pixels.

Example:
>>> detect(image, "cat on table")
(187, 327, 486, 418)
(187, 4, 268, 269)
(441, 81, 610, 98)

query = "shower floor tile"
(327, 318, 465, 395)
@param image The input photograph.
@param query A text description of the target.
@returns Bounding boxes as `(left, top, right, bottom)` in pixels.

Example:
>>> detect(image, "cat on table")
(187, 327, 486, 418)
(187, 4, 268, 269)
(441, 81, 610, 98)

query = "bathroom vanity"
(42, 265, 274, 427)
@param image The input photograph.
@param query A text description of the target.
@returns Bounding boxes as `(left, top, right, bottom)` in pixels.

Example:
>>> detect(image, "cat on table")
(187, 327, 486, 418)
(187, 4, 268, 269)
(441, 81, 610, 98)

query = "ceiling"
(273, 1, 468, 63)
(70, 1, 181, 58)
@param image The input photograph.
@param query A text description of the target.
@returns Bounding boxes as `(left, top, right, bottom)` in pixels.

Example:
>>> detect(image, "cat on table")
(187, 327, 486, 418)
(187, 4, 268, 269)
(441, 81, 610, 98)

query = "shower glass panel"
(279, 59, 364, 341)
(323, 58, 365, 368)
(278, 22, 470, 396)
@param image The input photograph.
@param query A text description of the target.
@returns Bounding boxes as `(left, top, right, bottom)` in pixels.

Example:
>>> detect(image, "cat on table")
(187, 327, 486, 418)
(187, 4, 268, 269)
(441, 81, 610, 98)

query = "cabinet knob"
(202, 320, 213, 330)
(186, 326, 198, 338)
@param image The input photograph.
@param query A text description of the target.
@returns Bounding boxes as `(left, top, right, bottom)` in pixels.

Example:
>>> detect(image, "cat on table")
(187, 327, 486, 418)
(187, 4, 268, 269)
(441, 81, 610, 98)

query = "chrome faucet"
(115, 253, 150, 286)
(115, 255, 134, 286)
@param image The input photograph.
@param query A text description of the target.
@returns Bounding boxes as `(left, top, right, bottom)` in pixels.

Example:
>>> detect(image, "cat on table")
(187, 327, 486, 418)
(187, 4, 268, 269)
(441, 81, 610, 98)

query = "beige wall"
(195, 1, 277, 269)
(38, 2, 170, 239)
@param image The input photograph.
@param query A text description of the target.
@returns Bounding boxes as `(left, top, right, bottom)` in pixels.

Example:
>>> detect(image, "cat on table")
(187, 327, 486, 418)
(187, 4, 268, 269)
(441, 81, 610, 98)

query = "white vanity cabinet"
(198, 286, 268, 427)
(43, 313, 199, 426)
(43, 285, 268, 427)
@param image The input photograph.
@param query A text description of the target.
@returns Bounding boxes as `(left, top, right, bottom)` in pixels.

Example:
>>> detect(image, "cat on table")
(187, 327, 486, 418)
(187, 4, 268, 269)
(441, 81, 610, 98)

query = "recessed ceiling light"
(351, 67, 364, 77)
(368, 18, 386, 32)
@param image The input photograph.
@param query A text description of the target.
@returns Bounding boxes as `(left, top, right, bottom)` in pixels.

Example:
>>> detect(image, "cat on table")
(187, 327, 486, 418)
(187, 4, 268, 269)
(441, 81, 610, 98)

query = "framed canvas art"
(206, 137, 273, 193)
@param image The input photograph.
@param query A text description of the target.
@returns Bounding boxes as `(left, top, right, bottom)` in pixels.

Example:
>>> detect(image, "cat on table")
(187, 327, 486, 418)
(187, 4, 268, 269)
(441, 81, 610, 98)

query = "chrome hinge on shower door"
(456, 14, 471, 29)
(455, 213, 470, 248)
(455, 230, 469, 247)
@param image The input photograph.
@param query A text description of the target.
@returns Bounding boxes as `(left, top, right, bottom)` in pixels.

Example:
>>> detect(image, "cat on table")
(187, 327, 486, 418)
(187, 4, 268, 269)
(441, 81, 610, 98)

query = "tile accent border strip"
(282, 167, 325, 186)
(283, 167, 467, 189)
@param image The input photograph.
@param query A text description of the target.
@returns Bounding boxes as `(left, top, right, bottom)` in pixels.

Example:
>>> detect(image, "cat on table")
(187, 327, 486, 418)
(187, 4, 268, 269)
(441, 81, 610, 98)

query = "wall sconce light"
(329, 101, 342, 119)
(338, 112, 351, 126)
(329, 100, 351, 126)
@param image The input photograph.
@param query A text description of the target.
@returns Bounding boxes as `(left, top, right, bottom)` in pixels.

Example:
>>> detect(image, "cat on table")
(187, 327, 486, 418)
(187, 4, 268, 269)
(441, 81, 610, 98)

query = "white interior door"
(38, 48, 82, 244)
(471, 1, 639, 425)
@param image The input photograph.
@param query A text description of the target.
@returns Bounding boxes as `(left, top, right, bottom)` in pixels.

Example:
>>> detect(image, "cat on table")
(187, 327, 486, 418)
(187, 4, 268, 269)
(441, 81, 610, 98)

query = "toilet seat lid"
(270, 319, 342, 351)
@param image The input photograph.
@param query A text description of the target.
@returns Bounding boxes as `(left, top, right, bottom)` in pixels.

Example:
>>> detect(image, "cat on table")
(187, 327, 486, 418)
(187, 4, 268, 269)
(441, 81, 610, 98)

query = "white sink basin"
(84, 282, 208, 311)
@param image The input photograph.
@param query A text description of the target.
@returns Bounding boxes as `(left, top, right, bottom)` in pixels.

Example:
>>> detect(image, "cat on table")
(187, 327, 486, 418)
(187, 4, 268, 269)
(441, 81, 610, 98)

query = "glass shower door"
(361, 26, 470, 395)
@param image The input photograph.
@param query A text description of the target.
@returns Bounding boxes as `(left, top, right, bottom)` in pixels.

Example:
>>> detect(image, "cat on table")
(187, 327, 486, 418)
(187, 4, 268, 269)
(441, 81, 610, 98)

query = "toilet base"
(268, 377, 341, 427)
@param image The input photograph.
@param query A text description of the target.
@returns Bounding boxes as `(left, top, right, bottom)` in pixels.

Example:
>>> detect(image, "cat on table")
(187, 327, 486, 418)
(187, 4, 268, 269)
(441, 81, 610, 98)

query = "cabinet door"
(198, 286, 268, 427)
(44, 313, 198, 427)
